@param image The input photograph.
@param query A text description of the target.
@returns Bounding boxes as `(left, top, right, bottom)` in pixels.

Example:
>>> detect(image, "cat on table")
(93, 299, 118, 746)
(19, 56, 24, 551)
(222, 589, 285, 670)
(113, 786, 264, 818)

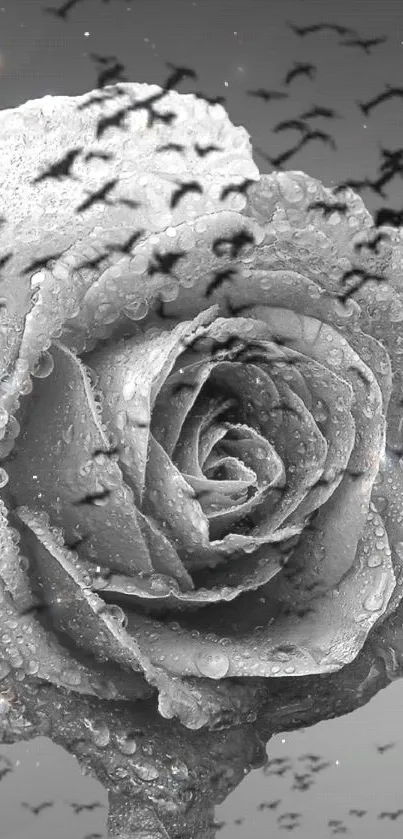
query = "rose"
(0, 82, 403, 732)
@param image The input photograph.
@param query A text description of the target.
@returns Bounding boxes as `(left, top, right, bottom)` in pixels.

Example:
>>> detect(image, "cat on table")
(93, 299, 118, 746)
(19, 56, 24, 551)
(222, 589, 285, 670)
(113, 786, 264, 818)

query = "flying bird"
(75, 179, 119, 213)
(299, 105, 341, 120)
(192, 91, 227, 106)
(297, 129, 337, 151)
(163, 62, 198, 90)
(353, 232, 390, 253)
(205, 267, 239, 297)
(67, 801, 105, 814)
(156, 142, 186, 155)
(307, 200, 348, 217)
(284, 62, 317, 86)
(94, 61, 127, 90)
(286, 22, 357, 37)
(374, 207, 403, 228)
(30, 148, 83, 184)
(43, 0, 83, 20)
(95, 106, 132, 139)
(194, 142, 223, 157)
(219, 178, 256, 201)
(212, 229, 255, 258)
(105, 228, 145, 255)
(339, 36, 387, 54)
(21, 251, 65, 275)
(146, 248, 188, 278)
(246, 88, 289, 102)
(22, 801, 54, 815)
(357, 85, 403, 116)
(72, 488, 112, 506)
(257, 799, 282, 811)
(84, 150, 115, 163)
(273, 119, 311, 134)
(376, 742, 396, 753)
(169, 179, 204, 209)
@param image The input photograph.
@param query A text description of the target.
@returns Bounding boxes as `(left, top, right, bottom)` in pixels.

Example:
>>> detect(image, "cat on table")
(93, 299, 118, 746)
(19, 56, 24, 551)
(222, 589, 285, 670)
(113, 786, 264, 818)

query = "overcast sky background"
(1, 0, 403, 837)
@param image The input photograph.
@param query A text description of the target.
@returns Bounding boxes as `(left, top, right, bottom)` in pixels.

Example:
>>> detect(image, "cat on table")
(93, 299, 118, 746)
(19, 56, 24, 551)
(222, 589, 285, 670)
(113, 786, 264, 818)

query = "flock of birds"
(1, 0, 403, 837)
(214, 744, 403, 834)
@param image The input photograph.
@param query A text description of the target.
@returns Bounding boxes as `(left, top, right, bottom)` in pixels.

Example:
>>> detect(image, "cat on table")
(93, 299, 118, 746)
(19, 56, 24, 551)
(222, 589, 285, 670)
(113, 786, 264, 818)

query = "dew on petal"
(194, 650, 230, 679)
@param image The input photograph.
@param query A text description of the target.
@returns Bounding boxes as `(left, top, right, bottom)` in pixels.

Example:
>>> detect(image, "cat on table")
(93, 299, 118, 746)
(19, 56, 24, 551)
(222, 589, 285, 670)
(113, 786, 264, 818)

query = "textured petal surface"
(1, 85, 403, 732)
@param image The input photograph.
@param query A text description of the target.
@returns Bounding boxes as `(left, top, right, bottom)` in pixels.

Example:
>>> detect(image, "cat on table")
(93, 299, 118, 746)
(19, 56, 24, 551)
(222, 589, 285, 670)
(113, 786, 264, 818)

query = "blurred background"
(1, 0, 403, 836)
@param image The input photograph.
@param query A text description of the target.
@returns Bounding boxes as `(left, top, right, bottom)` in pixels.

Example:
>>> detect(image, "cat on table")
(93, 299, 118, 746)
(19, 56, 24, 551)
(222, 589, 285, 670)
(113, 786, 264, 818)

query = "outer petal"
(0, 82, 259, 439)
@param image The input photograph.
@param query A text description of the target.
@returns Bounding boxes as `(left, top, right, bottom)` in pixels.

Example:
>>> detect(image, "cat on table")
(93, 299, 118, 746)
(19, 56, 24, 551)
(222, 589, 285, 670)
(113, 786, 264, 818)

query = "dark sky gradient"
(1, 0, 403, 837)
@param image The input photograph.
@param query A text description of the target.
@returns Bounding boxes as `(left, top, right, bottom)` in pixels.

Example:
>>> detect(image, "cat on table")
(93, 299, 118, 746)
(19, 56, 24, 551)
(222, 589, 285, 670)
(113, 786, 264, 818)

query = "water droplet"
(116, 733, 137, 755)
(394, 542, 403, 561)
(123, 299, 149, 321)
(62, 424, 74, 444)
(170, 758, 188, 780)
(363, 591, 386, 613)
(132, 762, 159, 781)
(195, 650, 229, 678)
(92, 725, 110, 748)
(367, 554, 383, 568)
(31, 351, 54, 379)
(104, 604, 128, 628)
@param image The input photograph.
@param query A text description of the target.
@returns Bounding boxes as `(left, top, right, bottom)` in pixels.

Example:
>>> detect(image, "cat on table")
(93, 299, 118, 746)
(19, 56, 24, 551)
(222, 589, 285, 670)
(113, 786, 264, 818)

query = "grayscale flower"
(0, 82, 402, 732)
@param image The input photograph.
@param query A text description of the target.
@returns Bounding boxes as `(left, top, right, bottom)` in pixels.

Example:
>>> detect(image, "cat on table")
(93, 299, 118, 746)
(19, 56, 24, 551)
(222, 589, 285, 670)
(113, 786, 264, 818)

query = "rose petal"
(0, 83, 259, 434)
(4, 342, 154, 576)
(81, 307, 219, 505)
(0, 499, 151, 701)
(12, 505, 182, 707)
(121, 503, 396, 682)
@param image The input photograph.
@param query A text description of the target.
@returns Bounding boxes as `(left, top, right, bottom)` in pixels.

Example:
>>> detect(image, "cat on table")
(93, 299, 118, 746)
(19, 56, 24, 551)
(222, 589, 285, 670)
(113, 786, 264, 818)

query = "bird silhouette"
(284, 62, 317, 85)
(67, 800, 104, 814)
(220, 177, 256, 201)
(307, 200, 348, 217)
(299, 105, 340, 120)
(257, 799, 282, 811)
(298, 129, 337, 151)
(212, 229, 255, 258)
(353, 232, 390, 253)
(374, 207, 403, 228)
(30, 148, 83, 184)
(358, 85, 403, 116)
(72, 488, 112, 506)
(84, 150, 115, 163)
(21, 801, 54, 815)
(205, 267, 240, 298)
(192, 91, 227, 106)
(156, 142, 186, 155)
(105, 228, 145, 255)
(246, 88, 289, 102)
(273, 119, 311, 135)
(349, 809, 367, 817)
(287, 21, 356, 37)
(378, 810, 403, 820)
(194, 142, 223, 157)
(169, 179, 204, 209)
(75, 179, 119, 213)
(43, 0, 82, 20)
(146, 248, 188, 278)
(163, 62, 198, 90)
(339, 36, 387, 54)
(278, 812, 302, 821)
(376, 742, 396, 753)
(21, 251, 65, 275)
(94, 61, 127, 90)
